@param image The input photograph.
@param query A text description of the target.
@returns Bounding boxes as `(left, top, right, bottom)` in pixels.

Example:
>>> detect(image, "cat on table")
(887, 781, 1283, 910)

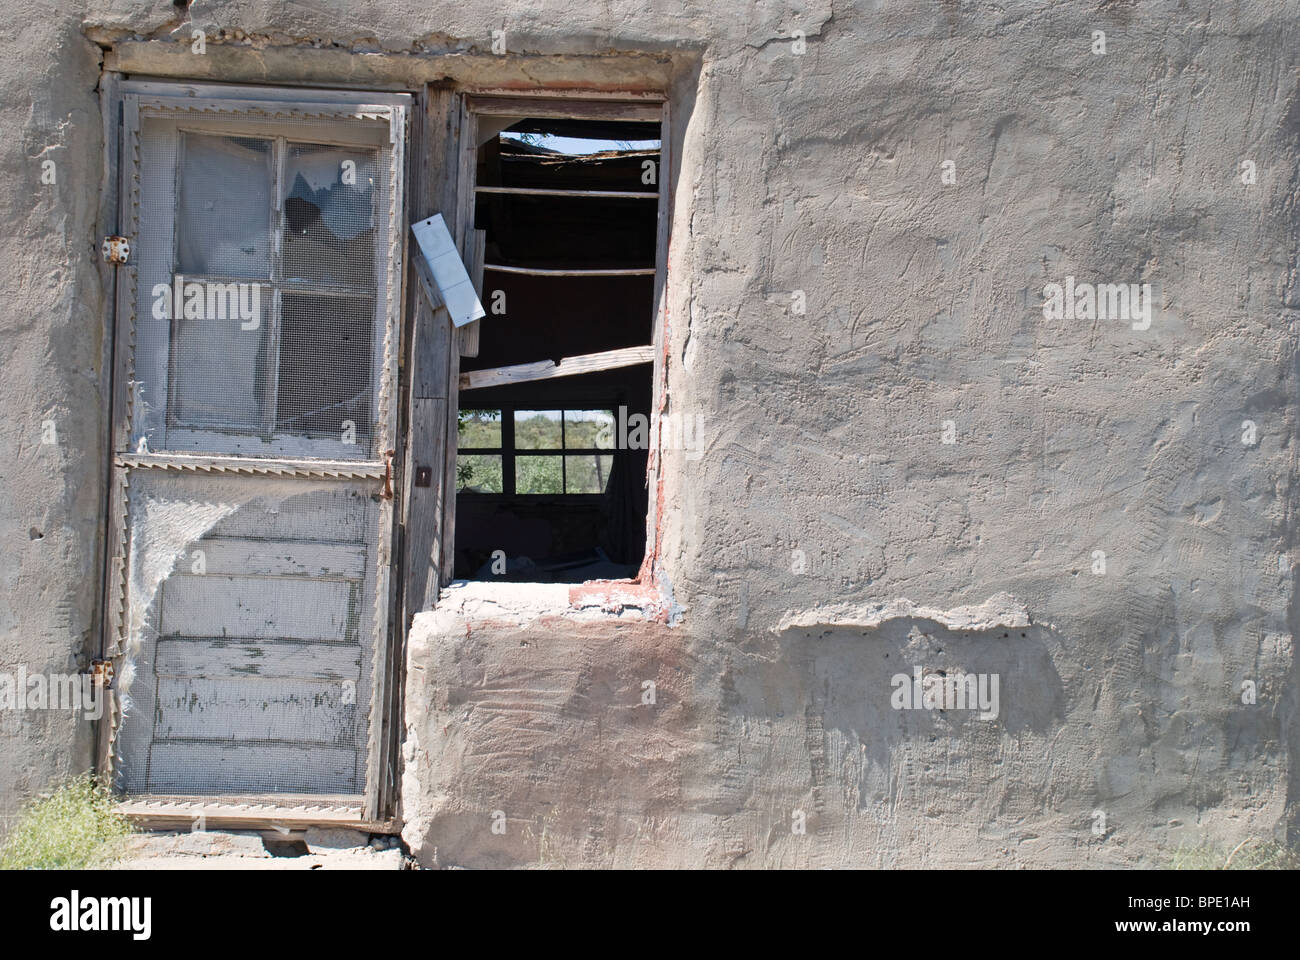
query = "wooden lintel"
(483, 264, 656, 277)
(474, 186, 658, 199)
(465, 95, 664, 122)
(460, 345, 655, 391)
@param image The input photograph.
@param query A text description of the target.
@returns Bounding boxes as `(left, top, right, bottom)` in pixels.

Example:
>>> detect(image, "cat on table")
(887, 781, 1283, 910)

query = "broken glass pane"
(282, 143, 379, 287)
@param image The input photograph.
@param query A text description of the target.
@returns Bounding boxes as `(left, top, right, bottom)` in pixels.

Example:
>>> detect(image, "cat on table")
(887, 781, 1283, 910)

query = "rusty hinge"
(90, 659, 115, 689)
(382, 449, 395, 500)
(101, 236, 130, 264)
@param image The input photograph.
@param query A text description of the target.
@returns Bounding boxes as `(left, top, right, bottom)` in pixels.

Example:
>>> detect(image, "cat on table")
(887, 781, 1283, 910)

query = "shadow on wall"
(763, 619, 1067, 745)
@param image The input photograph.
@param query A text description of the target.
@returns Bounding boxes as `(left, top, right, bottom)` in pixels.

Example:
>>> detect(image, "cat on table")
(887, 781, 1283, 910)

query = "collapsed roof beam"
(460, 345, 655, 391)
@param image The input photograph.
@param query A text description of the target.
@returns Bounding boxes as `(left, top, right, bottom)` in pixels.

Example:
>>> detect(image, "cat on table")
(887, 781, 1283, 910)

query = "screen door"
(102, 88, 408, 821)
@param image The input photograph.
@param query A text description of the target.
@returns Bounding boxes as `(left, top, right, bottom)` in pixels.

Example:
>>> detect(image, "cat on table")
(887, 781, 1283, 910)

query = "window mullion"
(503, 407, 516, 496)
(264, 136, 287, 438)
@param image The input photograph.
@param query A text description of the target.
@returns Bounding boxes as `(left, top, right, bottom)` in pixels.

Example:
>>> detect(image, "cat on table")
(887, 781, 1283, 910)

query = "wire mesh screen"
(132, 112, 392, 460)
(112, 470, 383, 798)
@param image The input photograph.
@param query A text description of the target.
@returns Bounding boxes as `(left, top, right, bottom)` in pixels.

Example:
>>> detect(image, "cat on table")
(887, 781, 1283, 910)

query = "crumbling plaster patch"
(776, 591, 1033, 633)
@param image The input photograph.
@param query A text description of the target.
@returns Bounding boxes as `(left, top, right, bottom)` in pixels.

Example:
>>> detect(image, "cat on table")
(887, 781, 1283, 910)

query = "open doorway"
(454, 108, 662, 583)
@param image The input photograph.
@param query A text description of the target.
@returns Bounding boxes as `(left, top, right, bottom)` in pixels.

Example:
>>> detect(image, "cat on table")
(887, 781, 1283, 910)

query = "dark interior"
(455, 119, 659, 582)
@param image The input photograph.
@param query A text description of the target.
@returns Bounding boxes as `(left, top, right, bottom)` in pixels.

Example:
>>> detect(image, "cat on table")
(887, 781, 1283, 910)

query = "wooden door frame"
(398, 88, 672, 624)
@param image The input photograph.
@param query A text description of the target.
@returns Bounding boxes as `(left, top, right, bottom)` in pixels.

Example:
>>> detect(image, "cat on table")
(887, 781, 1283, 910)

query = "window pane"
(170, 282, 271, 429)
(515, 410, 562, 449)
(564, 409, 615, 450)
(276, 293, 374, 444)
(458, 409, 502, 448)
(177, 134, 273, 278)
(282, 143, 379, 286)
(457, 454, 502, 493)
(565, 454, 613, 494)
(516, 455, 562, 494)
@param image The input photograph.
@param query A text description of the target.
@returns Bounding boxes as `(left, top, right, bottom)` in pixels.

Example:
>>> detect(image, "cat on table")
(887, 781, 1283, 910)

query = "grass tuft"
(0, 776, 134, 870)
(1169, 836, 1300, 870)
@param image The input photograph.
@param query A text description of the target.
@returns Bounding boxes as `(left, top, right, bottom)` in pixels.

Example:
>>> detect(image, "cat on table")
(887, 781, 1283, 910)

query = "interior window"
(458, 408, 616, 497)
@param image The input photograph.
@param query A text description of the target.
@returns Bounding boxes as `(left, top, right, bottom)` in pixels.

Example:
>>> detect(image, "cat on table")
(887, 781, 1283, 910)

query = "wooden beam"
(402, 85, 460, 624)
(465, 95, 664, 122)
(474, 186, 658, 199)
(460, 345, 655, 391)
(483, 264, 656, 277)
(459, 229, 485, 358)
(402, 396, 446, 614)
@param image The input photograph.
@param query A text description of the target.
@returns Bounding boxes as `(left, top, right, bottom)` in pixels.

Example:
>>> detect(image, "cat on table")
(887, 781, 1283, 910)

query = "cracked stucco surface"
(1, 0, 1298, 866)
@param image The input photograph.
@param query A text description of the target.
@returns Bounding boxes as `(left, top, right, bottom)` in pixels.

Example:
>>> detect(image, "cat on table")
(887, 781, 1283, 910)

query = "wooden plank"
(159, 575, 361, 642)
(93, 68, 120, 660)
(465, 95, 664, 122)
(402, 85, 460, 620)
(410, 261, 451, 401)
(119, 803, 392, 834)
(154, 677, 360, 746)
(206, 484, 373, 543)
(458, 229, 485, 358)
(474, 186, 658, 199)
(438, 95, 471, 588)
(401, 397, 446, 615)
(136, 95, 405, 125)
(120, 80, 413, 107)
(180, 538, 366, 578)
(460, 345, 655, 391)
(144, 742, 360, 795)
(454, 100, 479, 361)
(155, 638, 362, 681)
(483, 264, 656, 277)
(101, 92, 139, 780)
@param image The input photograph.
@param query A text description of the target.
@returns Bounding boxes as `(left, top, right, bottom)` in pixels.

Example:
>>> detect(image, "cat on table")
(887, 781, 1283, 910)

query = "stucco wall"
(0, 9, 108, 829)
(3, 0, 1298, 864)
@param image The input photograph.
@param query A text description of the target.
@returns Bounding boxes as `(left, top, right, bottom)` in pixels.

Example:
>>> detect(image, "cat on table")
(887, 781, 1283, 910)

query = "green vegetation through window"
(458, 407, 615, 496)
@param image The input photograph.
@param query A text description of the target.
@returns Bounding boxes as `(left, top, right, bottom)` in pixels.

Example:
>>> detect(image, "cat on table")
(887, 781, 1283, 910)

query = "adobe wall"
(3, 1, 1296, 865)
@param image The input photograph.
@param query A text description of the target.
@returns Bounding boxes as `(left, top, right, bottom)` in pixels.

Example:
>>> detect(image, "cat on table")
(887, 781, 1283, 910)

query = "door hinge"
(101, 236, 130, 264)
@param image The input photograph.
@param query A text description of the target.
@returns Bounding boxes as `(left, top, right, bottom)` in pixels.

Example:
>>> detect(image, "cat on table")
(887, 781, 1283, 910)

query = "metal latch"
(101, 236, 130, 264)
(90, 659, 115, 689)
(382, 449, 395, 500)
